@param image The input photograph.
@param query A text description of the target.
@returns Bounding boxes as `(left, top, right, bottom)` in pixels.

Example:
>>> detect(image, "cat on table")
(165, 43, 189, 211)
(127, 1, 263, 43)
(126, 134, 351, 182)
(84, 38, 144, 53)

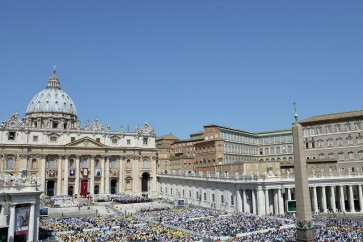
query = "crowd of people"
(108, 194, 152, 204)
(40, 196, 81, 208)
(39, 199, 363, 242)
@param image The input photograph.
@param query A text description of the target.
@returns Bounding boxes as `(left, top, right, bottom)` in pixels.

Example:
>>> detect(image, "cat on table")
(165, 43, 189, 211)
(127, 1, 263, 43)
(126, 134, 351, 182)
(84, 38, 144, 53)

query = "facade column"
(63, 156, 69, 196)
(312, 187, 319, 214)
(75, 156, 80, 196)
(330, 186, 336, 212)
(105, 156, 110, 193)
(358, 185, 363, 212)
(8, 204, 15, 242)
(56, 156, 62, 196)
(287, 188, 292, 201)
(273, 189, 278, 215)
(257, 187, 265, 215)
(0, 203, 6, 227)
(278, 188, 284, 215)
(265, 189, 270, 215)
(101, 156, 105, 193)
(236, 189, 242, 213)
(321, 186, 327, 213)
(118, 156, 124, 193)
(90, 156, 95, 194)
(28, 203, 35, 242)
(40, 155, 47, 194)
(242, 189, 247, 213)
(252, 189, 257, 214)
(132, 156, 139, 194)
(339, 185, 346, 212)
(349, 185, 355, 212)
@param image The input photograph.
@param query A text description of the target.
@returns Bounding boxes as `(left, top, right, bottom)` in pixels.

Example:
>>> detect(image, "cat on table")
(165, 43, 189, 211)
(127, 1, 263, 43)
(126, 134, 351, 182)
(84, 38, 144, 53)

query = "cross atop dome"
(47, 66, 61, 89)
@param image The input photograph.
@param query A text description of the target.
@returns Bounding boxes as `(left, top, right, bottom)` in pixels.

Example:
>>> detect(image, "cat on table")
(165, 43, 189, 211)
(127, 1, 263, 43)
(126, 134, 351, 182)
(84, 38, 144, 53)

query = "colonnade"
(310, 184, 363, 213)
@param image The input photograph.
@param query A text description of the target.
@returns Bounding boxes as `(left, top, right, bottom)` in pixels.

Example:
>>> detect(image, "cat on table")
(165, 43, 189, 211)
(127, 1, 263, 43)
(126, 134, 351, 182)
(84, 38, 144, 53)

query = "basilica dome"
(26, 70, 77, 117)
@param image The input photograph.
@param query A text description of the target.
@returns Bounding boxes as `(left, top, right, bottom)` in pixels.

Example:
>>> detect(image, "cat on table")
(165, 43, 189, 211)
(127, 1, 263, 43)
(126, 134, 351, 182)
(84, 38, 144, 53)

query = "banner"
(15, 207, 30, 235)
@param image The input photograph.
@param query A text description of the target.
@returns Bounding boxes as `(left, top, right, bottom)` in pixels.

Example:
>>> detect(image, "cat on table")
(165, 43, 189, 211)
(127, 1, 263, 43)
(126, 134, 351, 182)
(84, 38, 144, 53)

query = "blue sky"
(1, 1, 362, 139)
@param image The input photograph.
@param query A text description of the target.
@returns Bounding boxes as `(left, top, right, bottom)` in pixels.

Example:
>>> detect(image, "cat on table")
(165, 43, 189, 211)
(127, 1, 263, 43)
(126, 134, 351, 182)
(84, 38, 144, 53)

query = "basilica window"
(49, 136, 57, 142)
(7, 157, 14, 170)
(33, 136, 38, 142)
(32, 159, 37, 169)
(8, 132, 16, 141)
(48, 158, 55, 169)
(143, 137, 148, 145)
(71, 137, 76, 142)
(111, 158, 117, 169)
(111, 138, 118, 144)
(127, 139, 131, 145)
(221, 194, 224, 204)
(82, 158, 87, 168)
(231, 195, 234, 206)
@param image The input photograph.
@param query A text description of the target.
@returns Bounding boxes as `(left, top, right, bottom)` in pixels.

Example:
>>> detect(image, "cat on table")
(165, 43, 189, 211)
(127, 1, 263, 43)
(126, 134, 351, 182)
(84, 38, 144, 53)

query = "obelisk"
(292, 104, 315, 241)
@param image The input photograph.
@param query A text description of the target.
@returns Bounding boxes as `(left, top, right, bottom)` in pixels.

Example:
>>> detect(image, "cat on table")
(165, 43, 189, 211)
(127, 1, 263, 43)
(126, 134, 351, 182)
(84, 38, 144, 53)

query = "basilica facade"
(0, 70, 158, 198)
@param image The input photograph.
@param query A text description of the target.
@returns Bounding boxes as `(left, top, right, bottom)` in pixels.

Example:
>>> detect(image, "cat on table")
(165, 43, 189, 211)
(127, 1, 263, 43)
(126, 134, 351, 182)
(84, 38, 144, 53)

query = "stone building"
(0, 70, 158, 198)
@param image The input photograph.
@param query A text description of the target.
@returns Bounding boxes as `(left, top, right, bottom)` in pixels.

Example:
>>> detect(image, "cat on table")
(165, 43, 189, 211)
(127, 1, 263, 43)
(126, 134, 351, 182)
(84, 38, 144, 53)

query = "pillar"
(132, 156, 139, 194)
(63, 156, 69, 196)
(40, 156, 46, 193)
(57, 156, 62, 196)
(349, 185, 355, 212)
(75, 156, 80, 196)
(105, 156, 110, 193)
(278, 188, 284, 215)
(28, 203, 35, 242)
(8, 204, 15, 242)
(118, 156, 124, 193)
(321, 186, 327, 213)
(358, 185, 363, 212)
(265, 189, 270, 215)
(330, 186, 336, 212)
(0, 203, 6, 227)
(90, 156, 95, 194)
(274, 189, 278, 214)
(101, 156, 105, 193)
(257, 188, 265, 215)
(312, 187, 319, 214)
(287, 188, 292, 201)
(252, 189, 257, 214)
(237, 189, 243, 213)
(339, 185, 345, 212)
(242, 189, 247, 213)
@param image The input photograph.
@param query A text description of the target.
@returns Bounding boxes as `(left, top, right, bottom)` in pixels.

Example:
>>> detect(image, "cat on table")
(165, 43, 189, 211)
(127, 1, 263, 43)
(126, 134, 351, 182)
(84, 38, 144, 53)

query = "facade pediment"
(66, 136, 106, 148)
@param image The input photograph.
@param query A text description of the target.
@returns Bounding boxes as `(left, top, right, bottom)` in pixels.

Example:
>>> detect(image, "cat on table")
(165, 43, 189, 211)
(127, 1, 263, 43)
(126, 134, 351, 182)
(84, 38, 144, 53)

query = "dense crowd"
(109, 194, 152, 204)
(40, 196, 81, 208)
(39, 204, 363, 242)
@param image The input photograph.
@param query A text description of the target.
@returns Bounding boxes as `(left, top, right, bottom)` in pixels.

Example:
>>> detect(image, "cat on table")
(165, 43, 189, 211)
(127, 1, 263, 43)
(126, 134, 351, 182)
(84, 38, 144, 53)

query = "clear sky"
(0, 1, 362, 139)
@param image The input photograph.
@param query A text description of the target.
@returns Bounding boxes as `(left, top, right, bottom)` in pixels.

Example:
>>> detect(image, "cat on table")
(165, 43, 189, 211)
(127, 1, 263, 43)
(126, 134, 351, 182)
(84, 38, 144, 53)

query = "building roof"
(156, 133, 179, 141)
(299, 110, 363, 125)
(26, 69, 77, 117)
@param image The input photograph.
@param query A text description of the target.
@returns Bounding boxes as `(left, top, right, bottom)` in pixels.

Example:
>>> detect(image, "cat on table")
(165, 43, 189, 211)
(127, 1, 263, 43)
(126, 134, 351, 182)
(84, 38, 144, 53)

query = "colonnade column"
(118, 156, 124, 193)
(257, 188, 265, 215)
(287, 188, 292, 201)
(101, 156, 105, 193)
(321, 186, 327, 213)
(75, 156, 80, 196)
(28, 203, 35, 242)
(56, 156, 62, 196)
(105, 156, 110, 194)
(273, 189, 278, 214)
(312, 187, 318, 214)
(63, 156, 69, 196)
(40, 155, 47, 193)
(349, 185, 355, 212)
(358, 185, 363, 212)
(339, 186, 345, 212)
(265, 189, 270, 215)
(0, 203, 6, 227)
(236, 189, 242, 213)
(90, 156, 95, 194)
(330, 186, 336, 212)
(278, 188, 284, 215)
(252, 189, 257, 214)
(7, 204, 15, 242)
(132, 156, 139, 194)
(242, 189, 247, 213)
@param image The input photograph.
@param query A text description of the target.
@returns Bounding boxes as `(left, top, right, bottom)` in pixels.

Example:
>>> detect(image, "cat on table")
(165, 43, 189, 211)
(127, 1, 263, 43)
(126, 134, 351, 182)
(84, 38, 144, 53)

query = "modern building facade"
(0, 70, 158, 198)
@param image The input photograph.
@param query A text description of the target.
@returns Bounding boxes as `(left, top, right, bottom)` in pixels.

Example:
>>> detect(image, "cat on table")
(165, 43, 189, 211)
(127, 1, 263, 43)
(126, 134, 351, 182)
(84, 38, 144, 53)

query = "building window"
(127, 139, 131, 145)
(287, 146, 292, 153)
(33, 136, 38, 142)
(359, 151, 363, 159)
(49, 136, 57, 142)
(48, 158, 55, 169)
(171, 188, 173, 195)
(318, 140, 324, 148)
(111, 158, 117, 169)
(327, 139, 333, 147)
(348, 152, 354, 160)
(221, 194, 224, 204)
(112, 138, 118, 144)
(196, 192, 199, 200)
(337, 138, 343, 146)
(96, 138, 100, 143)
(143, 159, 148, 168)
(143, 137, 148, 145)
(189, 190, 192, 198)
(32, 159, 37, 169)
(231, 195, 234, 206)
(204, 192, 207, 201)
(338, 152, 344, 161)
(335, 125, 341, 132)
(326, 126, 331, 134)
(8, 132, 16, 140)
(328, 152, 334, 159)
(346, 123, 351, 131)
(212, 194, 215, 202)
(71, 137, 76, 142)
(7, 157, 14, 169)
(319, 153, 324, 159)
(82, 158, 87, 168)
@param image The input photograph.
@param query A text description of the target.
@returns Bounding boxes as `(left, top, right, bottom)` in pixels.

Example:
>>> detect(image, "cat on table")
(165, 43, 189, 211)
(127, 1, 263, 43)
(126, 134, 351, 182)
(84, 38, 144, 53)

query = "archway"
(141, 172, 150, 193)
(68, 186, 74, 197)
